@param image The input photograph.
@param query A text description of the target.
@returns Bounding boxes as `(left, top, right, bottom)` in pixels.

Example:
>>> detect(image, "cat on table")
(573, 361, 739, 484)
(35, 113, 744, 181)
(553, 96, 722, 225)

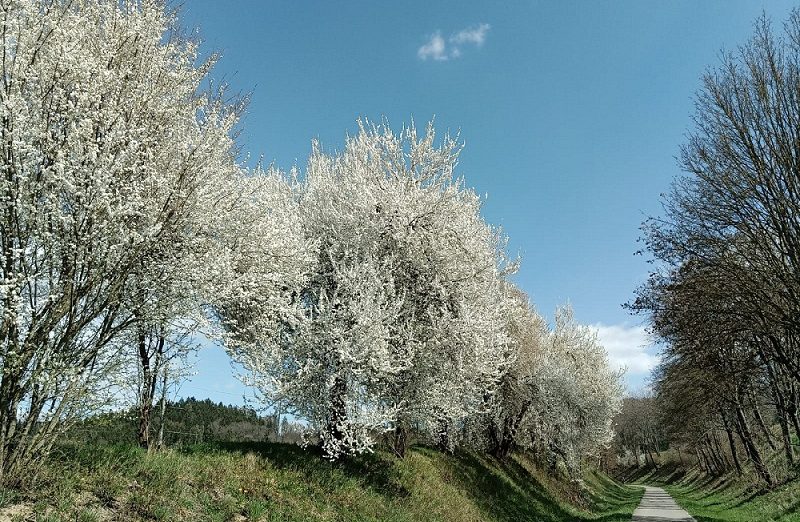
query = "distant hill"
(68, 397, 305, 446)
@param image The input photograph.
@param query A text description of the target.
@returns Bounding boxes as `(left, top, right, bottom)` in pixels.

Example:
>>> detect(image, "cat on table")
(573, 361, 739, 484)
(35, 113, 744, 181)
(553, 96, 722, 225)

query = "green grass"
(0, 441, 642, 521)
(665, 470, 800, 522)
(624, 463, 800, 521)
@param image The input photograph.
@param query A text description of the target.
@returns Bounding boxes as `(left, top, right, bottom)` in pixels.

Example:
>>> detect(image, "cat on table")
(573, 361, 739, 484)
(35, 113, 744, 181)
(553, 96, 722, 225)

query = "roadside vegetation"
(619, 461, 799, 521)
(605, 10, 800, 521)
(609, 11, 800, 517)
(665, 475, 800, 522)
(0, 408, 641, 521)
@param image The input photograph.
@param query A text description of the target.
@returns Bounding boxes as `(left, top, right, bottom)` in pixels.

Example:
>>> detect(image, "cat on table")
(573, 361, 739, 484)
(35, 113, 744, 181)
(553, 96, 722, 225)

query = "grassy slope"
(623, 463, 800, 522)
(0, 442, 642, 521)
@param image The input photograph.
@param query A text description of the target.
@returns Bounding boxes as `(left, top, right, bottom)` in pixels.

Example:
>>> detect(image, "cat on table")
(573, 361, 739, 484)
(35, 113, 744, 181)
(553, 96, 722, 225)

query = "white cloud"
(418, 23, 491, 61)
(450, 23, 491, 47)
(592, 323, 659, 379)
(418, 31, 448, 61)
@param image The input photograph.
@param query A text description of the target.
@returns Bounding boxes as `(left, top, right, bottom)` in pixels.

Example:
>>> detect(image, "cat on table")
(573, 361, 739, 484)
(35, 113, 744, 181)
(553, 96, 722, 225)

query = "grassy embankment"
(622, 462, 800, 521)
(0, 442, 641, 521)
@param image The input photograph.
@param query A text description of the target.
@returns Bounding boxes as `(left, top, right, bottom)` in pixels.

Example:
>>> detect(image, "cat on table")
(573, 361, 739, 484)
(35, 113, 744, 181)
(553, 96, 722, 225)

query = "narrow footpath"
(631, 486, 695, 521)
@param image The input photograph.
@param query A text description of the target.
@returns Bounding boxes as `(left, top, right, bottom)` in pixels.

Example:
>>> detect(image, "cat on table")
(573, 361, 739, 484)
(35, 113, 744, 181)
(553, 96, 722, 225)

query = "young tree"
(0, 0, 241, 482)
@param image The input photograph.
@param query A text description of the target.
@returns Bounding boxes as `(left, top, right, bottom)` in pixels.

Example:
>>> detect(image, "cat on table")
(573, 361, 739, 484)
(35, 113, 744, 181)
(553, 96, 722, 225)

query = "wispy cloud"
(451, 23, 490, 47)
(418, 31, 448, 61)
(592, 323, 659, 388)
(418, 23, 491, 61)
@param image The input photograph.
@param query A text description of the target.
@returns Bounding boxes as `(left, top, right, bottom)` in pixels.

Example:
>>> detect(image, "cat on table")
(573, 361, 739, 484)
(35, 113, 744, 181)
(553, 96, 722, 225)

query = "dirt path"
(631, 486, 695, 521)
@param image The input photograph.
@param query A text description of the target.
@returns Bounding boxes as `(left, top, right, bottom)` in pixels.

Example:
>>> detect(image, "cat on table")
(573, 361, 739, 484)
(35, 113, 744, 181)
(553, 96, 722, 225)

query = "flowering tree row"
(215, 123, 623, 465)
(0, 0, 623, 483)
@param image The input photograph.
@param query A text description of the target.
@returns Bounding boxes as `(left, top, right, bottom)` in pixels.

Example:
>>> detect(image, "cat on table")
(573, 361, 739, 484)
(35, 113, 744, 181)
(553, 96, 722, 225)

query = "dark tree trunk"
(696, 447, 707, 473)
(645, 445, 657, 467)
(778, 408, 795, 466)
(750, 395, 776, 451)
(735, 401, 773, 486)
(721, 409, 743, 475)
(327, 375, 347, 450)
(787, 383, 800, 444)
(436, 418, 451, 453)
(491, 401, 531, 459)
(698, 445, 715, 474)
(651, 434, 662, 458)
(713, 431, 731, 469)
(704, 435, 723, 473)
(137, 329, 165, 450)
(488, 418, 502, 456)
(766, 358, 798, 465)
(156, 364, 168, 449)
(392, 424, 409, 459)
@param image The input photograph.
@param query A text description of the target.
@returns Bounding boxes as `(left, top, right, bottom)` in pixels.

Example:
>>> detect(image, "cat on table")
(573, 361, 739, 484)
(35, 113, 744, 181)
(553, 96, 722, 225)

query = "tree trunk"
(137, 331, 153, 450)
(712, 431, 730, 469)
(778, 407, 795, 466)
(156, 363, 169, 450)
(436, 418, 451, 453)
(735, 401, 773, 486)
(699, 445, 715, 474)
(651, 434, 662, 458)
(721, 409, 743, 475)
(750, 393, 776, 450)
(696, 447, 707, 473)
(787, 383, 800, 444)
(488, 418, 502, 456)
(492, 401, 530, 459)
(327, 375, 347, 451)
(645, 444, 657, 468)
(392, 424, 409, 459)
(704, 436, 723, 473)
(137, 330, 165, 450)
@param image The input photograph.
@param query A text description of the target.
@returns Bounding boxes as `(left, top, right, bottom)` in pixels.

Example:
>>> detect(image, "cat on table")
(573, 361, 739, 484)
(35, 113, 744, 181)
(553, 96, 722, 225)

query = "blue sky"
(174, 0, 797, 404)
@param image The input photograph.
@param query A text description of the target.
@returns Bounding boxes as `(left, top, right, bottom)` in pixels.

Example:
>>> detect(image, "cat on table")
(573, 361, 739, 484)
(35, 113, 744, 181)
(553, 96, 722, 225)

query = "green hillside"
(0, 441, 641, 522)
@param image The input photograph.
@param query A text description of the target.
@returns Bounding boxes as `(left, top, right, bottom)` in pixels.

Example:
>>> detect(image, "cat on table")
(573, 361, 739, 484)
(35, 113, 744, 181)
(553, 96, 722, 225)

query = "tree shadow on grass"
(584, 472, 644, 514)
(730, 488, 762, 507)
(197, 441, 410, 498)
(783, 498, 800, 518)
(418, 448, 574, 522)
(180, 442, 642, 522)
(415, 448, 640, 522)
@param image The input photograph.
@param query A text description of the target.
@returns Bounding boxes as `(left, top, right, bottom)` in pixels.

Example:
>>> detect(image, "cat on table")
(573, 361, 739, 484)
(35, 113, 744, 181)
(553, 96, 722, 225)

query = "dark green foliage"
(67, 398, 280, 446)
